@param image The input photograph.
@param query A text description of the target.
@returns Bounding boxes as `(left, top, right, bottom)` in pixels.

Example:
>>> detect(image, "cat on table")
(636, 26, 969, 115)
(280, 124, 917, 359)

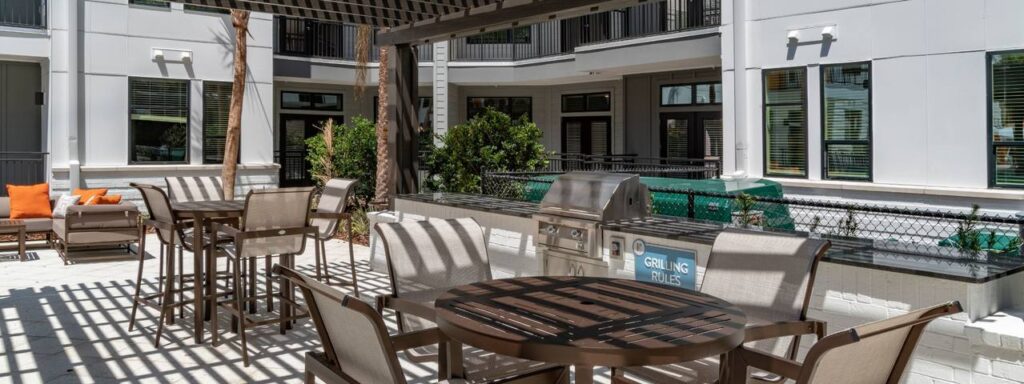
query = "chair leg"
(347, 219, 358, 298)
(265, 257, 274, 312)
(128, 232, 148, 332)
(178, 246, 185, 320)
(157, 243, 164, 296)
(234, 257, 250, 367)
(211, 255, 223, 346)
(248, 257, 258, 314)
(154, 242, 175, 348)
(279, 255, 290, 334)
(305, 369, 315, 384)
(314, 237, 322, 280)
(321, 238, 331, 283)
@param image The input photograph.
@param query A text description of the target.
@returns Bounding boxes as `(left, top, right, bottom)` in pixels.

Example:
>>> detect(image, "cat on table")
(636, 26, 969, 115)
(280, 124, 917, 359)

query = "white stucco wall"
(723, 0, 1024, 194)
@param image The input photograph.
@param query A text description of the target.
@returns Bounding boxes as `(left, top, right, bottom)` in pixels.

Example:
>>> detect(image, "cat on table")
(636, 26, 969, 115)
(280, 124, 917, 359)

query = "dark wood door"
(562, 116, 612, 156)
(278, 114, 341, 187)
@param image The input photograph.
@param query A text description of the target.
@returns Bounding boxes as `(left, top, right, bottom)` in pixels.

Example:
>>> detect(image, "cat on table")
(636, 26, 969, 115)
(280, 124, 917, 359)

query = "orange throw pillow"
(73, 188, 108, 205)
(87, 195, 123, 205)
(7, 183, 52, 219)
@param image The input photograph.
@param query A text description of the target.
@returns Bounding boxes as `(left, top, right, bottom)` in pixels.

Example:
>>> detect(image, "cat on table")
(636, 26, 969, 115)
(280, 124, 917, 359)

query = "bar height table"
(434, 276, 747, 384)
(171, 200, 245, 344)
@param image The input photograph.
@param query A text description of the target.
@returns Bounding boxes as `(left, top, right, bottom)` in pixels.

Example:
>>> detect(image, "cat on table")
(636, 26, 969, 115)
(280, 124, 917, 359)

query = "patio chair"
(208, 187, 317, 366)
(128, 183, 235, 346)
(165, 176, 225, 203)
(617, 229, 830, 383)
(721, 301, 963, 384)
(274, 265, 570, 384)
(309, 178, 359, 296)
(376, 218, 559, 380)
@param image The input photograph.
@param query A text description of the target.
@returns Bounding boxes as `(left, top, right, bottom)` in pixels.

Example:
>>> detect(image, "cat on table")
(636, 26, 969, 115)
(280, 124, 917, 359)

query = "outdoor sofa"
(2, 196, 142, 263)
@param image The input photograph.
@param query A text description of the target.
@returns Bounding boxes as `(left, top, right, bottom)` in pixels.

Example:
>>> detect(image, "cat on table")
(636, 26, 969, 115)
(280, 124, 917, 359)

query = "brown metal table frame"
(1, 220, 27, 262)
(434, 276, 747, 384)
(171, 200, 245, 344)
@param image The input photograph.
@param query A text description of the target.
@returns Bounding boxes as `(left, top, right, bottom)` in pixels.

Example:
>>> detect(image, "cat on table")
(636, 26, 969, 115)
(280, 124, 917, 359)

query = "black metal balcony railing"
(276, 17, 432, 62)
(0, 152, 48, 196)
(0, 0, 47, 29)
(450, 0, 721, 62)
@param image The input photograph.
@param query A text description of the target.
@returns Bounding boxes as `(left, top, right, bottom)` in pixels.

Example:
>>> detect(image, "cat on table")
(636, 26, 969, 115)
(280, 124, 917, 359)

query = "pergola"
(170, 0, 644, 196)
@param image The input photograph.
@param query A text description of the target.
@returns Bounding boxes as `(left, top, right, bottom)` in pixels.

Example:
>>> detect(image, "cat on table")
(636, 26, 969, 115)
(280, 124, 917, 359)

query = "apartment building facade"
(1, 0, 1023, 211)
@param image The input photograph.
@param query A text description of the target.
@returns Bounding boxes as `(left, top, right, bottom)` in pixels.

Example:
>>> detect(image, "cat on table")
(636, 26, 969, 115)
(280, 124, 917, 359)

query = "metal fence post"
(686, 189, 696, 219)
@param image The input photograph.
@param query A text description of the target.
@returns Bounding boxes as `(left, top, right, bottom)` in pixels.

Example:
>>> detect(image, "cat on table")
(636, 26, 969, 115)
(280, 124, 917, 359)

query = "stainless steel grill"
(534, 172, 649, 276)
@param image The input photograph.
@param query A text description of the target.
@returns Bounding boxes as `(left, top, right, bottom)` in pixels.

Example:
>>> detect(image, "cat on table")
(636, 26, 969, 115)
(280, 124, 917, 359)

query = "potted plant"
(731, 193, 764, 229)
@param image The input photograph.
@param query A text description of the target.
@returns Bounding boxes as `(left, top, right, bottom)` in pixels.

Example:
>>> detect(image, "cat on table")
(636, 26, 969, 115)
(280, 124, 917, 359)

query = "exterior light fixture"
(787, 30, 800, 42)
(180, 51, 192, 62)
(821, 25, 836, 40)
(152, 49, 164, 60)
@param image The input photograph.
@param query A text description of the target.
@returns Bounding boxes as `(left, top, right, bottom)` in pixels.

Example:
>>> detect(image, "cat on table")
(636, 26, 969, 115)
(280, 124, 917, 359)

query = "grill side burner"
(534, 172, 649, 276)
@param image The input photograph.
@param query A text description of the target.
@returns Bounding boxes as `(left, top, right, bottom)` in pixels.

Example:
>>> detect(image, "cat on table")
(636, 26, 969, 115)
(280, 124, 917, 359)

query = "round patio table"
(434, 276, 747, 384)
(171, 200, 245, 344)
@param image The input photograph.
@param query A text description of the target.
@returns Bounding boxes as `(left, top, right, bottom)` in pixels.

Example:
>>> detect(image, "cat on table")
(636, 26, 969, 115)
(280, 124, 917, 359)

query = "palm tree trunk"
(374, 46, 391, 209)
(222, 10, 249, 200)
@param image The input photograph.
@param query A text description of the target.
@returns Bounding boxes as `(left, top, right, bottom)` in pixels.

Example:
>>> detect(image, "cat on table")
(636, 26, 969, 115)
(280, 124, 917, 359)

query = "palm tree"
(221, 10, 249, 200)
(355, 25, 391, 209)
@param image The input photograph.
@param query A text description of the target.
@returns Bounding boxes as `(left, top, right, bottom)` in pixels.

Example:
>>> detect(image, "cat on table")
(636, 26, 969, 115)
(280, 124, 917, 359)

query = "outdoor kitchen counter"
(397, 193, 1024, 284)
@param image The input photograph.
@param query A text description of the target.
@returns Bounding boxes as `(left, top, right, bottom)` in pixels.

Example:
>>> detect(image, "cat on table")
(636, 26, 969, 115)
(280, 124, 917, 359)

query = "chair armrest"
(745, 320, 826, 343)
(390, 328, 443, 351)
(377, 295, 437, 323)
(309, 211, 351, 220)
(230, 226, 317, 240)
(210, 221, 243, 237)
(731, 346, 804, 381)
(67, 203, 139, 215)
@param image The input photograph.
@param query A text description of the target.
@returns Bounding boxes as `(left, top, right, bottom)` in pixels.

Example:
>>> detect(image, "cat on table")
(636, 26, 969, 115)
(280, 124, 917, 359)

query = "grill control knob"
(577, 241, 585, 250)
(570, 229, 582, 239)
(545, 225, 558, 235)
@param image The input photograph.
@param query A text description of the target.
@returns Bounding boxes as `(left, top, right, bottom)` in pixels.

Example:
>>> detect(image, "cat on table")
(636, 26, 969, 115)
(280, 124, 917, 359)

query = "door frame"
(659, 111, 720, 159)
(278, 113, 342, 187)
(561, 116, 612, 156)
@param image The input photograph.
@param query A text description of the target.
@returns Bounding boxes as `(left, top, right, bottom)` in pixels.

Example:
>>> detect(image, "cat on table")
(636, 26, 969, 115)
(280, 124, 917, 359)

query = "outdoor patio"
(0, 236, 534, 384)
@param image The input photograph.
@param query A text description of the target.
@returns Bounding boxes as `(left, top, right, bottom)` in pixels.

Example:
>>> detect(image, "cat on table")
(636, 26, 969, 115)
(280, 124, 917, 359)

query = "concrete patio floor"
(0, 235, 446, 384)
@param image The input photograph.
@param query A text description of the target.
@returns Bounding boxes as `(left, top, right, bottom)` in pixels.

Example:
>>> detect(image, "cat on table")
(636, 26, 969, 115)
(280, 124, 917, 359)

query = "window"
(822, 62, 872, 181)
(562, 93, 611, 113)
(129, 78, 189, 164)
(763, 67, 807, 177)
(202, 82, 236, 164)
(661, 82, 722, 106)
(130, 0, 170, 7)
(466, 27, 531, 44)
(467, 97, 533, 120)
(280, 91, 343, 111)
(990, 51, 1024, 187)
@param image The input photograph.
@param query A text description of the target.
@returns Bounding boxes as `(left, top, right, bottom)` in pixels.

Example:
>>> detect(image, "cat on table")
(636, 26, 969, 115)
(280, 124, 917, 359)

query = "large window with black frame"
(822, 62, 872, 181)
(129, 78, 189, 164)
(763, 67, 807, 177)
(990, 50, 1024, 188)
(562, 93, 612, 156)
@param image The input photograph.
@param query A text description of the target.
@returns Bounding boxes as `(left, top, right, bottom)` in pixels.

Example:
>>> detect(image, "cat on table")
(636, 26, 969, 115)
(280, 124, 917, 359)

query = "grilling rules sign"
(632, 239, 696, 290)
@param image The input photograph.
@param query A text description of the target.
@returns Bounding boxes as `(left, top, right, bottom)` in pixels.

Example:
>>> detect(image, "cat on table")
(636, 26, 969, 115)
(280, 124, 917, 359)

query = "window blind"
(991, 51, 1024, 187)
(763, 68, 807, 177)
(203, 82, 233, 164)
(129, 78, 189, 163)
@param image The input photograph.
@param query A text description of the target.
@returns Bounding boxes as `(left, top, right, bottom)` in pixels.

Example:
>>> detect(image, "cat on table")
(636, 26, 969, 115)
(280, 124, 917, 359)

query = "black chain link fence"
(482, 172, 1024, 259)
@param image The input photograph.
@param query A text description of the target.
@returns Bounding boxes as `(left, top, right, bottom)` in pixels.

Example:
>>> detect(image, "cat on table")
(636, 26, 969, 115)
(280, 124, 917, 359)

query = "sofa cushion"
(62, 203, 139, 230)
(0, 197, 9, 218)
(0, 218, 52, 234)
(7, 183, 52, 219)
(86, 194, 122, 205)
(73, 188, 107, 205)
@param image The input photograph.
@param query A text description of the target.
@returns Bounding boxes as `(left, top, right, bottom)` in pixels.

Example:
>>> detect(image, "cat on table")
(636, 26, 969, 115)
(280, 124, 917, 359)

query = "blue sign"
(633, 239, 697, 290)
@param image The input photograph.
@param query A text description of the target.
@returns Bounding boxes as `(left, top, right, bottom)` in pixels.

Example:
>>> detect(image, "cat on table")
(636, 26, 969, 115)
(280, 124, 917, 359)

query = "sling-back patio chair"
(208, 187, 317, 366)
(128, 183, 235, 346)
(721, 301, 963, 384)
(308, 178, 359, 296)
(617, 229, 831, 384)
(375, 218, 560, 381)
(165, 176, 225, 203)
(274, 265, 570, 384)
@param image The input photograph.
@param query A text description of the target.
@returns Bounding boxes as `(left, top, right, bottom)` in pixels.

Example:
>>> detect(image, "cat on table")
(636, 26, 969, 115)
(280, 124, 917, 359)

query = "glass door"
(660, 112, 723, 160)
(562, 116, 612, 156)
(279, 114, 341, 187)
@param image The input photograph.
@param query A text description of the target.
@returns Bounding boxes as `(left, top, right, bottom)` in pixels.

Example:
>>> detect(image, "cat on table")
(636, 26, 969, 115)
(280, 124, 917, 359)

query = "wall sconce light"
(821, 25, 836, 40)
(180, 51, 192, 62)
(152, 49, 164, 60)
(787, 30, 800, 43)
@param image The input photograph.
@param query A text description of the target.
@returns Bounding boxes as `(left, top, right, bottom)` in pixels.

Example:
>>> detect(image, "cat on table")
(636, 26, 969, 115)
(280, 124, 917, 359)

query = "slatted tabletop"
(171, 200, 246, 217)
(435, 276, 746, 369)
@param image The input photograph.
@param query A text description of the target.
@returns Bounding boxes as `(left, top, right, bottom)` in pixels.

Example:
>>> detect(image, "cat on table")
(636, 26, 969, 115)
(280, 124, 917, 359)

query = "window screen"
(763, 68, 807, 177)
(822, 62, 871, 180)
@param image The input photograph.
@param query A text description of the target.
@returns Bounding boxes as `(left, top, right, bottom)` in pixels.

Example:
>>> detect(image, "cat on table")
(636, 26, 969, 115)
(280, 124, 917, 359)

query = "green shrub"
(306, 116, 377, 204)
(424, 108, 549, 193)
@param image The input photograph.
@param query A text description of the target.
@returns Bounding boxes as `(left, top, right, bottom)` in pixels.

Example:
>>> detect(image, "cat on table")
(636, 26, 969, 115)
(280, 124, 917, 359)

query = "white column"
(190, 80, 204, 165)
(67, 0, 80, 188)
(722, 0, 749, 177)
(432, 41, 449, 145)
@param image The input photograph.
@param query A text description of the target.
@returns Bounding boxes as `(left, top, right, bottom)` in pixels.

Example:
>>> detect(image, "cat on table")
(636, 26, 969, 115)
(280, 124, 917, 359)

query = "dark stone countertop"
(397, 193, 1024, 283)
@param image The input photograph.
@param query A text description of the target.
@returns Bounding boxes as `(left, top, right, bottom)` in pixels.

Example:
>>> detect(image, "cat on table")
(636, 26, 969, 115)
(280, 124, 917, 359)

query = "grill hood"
(538, 172, 649, 222)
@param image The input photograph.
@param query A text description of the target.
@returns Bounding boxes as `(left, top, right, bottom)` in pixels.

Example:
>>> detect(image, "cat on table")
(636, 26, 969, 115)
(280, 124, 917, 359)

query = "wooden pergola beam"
(172, 0, 417, 27)
(377, 0, 645, 45)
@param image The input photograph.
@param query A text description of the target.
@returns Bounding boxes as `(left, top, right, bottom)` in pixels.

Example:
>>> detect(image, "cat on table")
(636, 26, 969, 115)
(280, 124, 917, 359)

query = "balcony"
(275, 17, 432, 62)
(449, 0, 721, 62)
(0, 0, 46, 29)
